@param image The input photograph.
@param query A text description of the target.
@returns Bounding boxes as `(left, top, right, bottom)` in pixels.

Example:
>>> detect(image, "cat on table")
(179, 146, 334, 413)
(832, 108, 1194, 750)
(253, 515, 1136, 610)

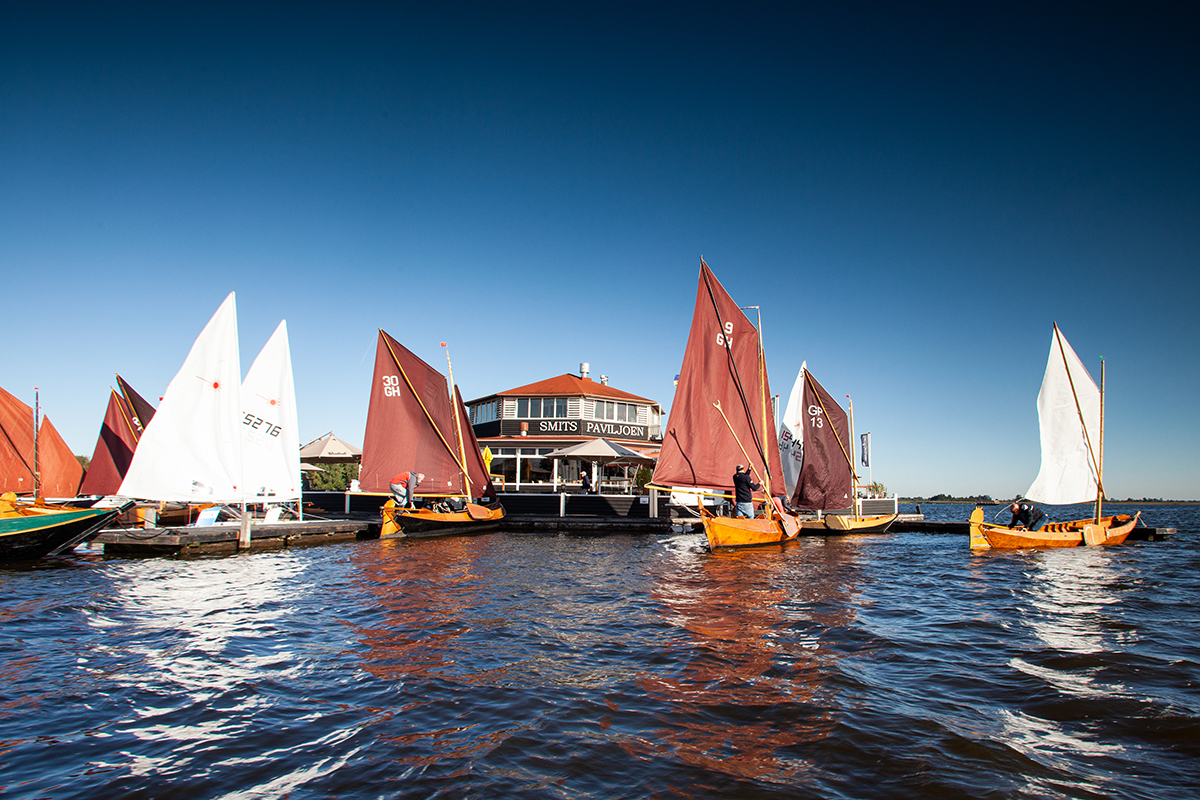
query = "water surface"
(2, 504, 1197, 798)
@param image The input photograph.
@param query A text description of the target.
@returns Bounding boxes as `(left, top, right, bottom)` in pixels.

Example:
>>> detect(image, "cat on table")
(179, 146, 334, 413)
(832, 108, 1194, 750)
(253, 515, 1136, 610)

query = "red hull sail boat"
(790, 368, 897, 534)
(652, 260, 800, 548)
(359, 330, 503, 537)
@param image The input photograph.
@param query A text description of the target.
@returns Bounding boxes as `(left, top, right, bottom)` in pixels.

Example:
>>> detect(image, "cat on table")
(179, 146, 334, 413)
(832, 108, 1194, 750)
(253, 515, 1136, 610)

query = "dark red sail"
(117, 374, 156, 435)
(652, 260, 783, 497)
(359, 330, 477, 497)
(792, 370, 853, 511)
(79, 390, 139, 495)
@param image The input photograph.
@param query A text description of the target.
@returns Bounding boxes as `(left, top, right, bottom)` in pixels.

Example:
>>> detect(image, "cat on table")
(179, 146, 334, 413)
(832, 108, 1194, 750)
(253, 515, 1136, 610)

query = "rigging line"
(699, 261, 772, 490)
(1052, 323, 1104, 499)
(380, 332, 471, 484)
(713, 399, 777, 520)
(444, 346, 473, 496)
(113, 389, 141, 443)
(116, 376, 146, 439)
(805, 370, 856, 479)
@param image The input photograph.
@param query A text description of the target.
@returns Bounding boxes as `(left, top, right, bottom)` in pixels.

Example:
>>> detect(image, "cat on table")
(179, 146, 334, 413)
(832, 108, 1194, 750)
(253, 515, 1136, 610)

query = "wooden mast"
(443, 343, 473, 499)
(847, 396, 859, 520)
(32, 388, 41, 500)
(1097, 356, 1105, 522)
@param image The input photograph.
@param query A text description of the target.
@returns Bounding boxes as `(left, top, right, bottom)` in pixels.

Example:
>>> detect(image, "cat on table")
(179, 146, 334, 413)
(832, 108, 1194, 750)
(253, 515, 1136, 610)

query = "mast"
(742, 304, 774, 500)
(1097, 356, 1105, 522)
(847, 395, 858, 520)
(33, 388, 41, 500)
(443, 342, 472, 498)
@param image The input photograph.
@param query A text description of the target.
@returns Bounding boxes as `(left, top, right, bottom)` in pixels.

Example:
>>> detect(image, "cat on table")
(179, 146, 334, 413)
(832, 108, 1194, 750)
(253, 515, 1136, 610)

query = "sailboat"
(784, 367, 897, 534)
(119, 293, 244, 506)
(358, 330, 503, 537)
(0, 387, 128, 561)
(240, 320, 301, 506)
(651, 259, 801, 548)
(969, 323, 1140, 549)
(79, 375, 157, 496)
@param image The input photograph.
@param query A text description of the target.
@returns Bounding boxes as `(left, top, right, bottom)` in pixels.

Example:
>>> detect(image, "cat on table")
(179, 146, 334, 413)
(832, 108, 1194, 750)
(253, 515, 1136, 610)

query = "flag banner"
(861, 432, 870, 467)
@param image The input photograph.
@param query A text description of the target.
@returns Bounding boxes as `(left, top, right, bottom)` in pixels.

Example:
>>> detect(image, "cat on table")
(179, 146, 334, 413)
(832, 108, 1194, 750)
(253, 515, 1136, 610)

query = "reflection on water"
(82, 555, 308, 780)
(0, 507, 1198, 798)
(640, 535, 867, 782)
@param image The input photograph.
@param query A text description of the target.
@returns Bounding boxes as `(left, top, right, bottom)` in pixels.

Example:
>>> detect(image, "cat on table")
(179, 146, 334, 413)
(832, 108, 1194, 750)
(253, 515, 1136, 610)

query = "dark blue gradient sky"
(3, 3, 1196, 497)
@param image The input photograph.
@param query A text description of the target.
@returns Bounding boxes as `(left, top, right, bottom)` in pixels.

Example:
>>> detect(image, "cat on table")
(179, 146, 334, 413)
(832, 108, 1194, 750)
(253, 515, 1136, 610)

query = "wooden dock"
(93, 519, 380, 555)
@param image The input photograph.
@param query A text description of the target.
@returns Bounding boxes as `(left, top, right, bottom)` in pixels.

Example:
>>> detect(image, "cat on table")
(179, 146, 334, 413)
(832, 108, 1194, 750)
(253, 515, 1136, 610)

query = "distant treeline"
(903, 495, 1195, 504)
(903, 494, 997, 503)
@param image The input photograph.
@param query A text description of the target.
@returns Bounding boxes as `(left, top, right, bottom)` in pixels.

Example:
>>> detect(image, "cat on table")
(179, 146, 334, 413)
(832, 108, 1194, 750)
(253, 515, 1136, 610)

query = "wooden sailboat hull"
(969, 507, 1139, 549)
(703, 514, 799, 548)
(0, 498, 125, 561)
(801, 513, 898, 534)
(382, 500, 504, 539)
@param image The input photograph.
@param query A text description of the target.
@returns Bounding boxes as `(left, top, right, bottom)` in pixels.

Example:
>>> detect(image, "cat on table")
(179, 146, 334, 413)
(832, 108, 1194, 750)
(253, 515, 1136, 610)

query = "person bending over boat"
(390, 471, 425, 509)
(1009, 498, 1046, 530)
(732, 465, 760, 518)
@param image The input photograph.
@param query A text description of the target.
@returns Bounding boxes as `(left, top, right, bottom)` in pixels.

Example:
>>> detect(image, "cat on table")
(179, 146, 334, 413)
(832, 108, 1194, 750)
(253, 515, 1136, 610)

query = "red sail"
(79, 390, 140, 495)
(117, 374, 157, 435)
(652, 260, 783, 497)
(0, 385, 36, 494)
(792, 370, 853, 511)
(37, 416, 83, 497)
(359, 330, 469, 497)
(0, 385, 82, 497)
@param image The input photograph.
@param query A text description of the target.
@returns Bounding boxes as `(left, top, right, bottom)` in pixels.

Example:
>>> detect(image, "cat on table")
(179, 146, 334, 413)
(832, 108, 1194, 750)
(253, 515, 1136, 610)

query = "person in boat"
(389, 471, 425, 509)
(1009, 498, 1047, 530)
(732, 464, 760, 518)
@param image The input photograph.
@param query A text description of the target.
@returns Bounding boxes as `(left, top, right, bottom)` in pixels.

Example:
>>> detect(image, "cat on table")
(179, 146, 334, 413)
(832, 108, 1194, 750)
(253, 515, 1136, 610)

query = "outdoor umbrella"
(542, 438, 656, 464)
(298, 433, 362, 464)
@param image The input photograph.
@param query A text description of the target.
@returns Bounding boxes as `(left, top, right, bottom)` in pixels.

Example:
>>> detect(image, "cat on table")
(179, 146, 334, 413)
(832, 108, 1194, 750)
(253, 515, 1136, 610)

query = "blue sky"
(3, 3, 1197, 499)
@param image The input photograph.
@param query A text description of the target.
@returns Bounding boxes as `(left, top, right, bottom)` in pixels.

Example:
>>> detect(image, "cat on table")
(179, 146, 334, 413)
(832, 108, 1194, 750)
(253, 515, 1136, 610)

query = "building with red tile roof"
(465, 363, 662, 492)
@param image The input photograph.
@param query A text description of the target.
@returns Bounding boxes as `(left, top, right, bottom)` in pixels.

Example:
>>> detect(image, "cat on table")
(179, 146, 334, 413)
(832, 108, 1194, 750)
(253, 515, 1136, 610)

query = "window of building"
(516, 397, 569, 418)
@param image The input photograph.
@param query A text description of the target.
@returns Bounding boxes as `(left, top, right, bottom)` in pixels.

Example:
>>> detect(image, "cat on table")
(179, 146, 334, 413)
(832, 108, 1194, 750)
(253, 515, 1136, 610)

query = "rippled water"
(2, 504, 1198, 798)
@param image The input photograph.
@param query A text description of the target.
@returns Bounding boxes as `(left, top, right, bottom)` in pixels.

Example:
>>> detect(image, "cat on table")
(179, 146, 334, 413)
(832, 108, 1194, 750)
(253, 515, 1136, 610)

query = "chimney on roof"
(600, 375, 609, 385)
(580, 362, 590, 379)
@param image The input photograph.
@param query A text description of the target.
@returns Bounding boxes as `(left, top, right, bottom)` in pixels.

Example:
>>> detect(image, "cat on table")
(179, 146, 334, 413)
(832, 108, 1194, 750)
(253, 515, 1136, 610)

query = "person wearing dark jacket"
(732, 465, 760, 518)
(1009, 498, 1047, 530)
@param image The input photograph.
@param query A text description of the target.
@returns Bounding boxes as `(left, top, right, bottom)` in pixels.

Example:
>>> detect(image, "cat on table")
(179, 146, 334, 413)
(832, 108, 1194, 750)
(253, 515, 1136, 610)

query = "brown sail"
(653, 260, 783, 497)
(359, 330, 474, 497)
(79, 390, 141, 495)
(792, 370, 852, 511)
(0, 385, 83, 497)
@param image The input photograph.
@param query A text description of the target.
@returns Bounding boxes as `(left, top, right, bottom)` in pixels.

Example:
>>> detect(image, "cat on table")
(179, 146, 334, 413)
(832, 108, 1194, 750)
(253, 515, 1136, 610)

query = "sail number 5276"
(243, 414, 281, 437)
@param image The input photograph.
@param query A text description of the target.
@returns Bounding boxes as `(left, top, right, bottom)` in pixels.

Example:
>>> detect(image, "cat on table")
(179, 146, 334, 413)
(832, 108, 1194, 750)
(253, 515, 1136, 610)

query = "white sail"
(778, 362, 806, 501)
(118, 293, 244, 503)
(1025, 326, 1100, 505)
(240, 320, 301, 502)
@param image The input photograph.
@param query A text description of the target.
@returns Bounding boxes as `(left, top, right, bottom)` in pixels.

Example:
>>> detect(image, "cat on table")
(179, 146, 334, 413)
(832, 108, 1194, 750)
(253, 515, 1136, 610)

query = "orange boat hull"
(703, 514, 799, 548)
(969, 508, 1140, 549)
